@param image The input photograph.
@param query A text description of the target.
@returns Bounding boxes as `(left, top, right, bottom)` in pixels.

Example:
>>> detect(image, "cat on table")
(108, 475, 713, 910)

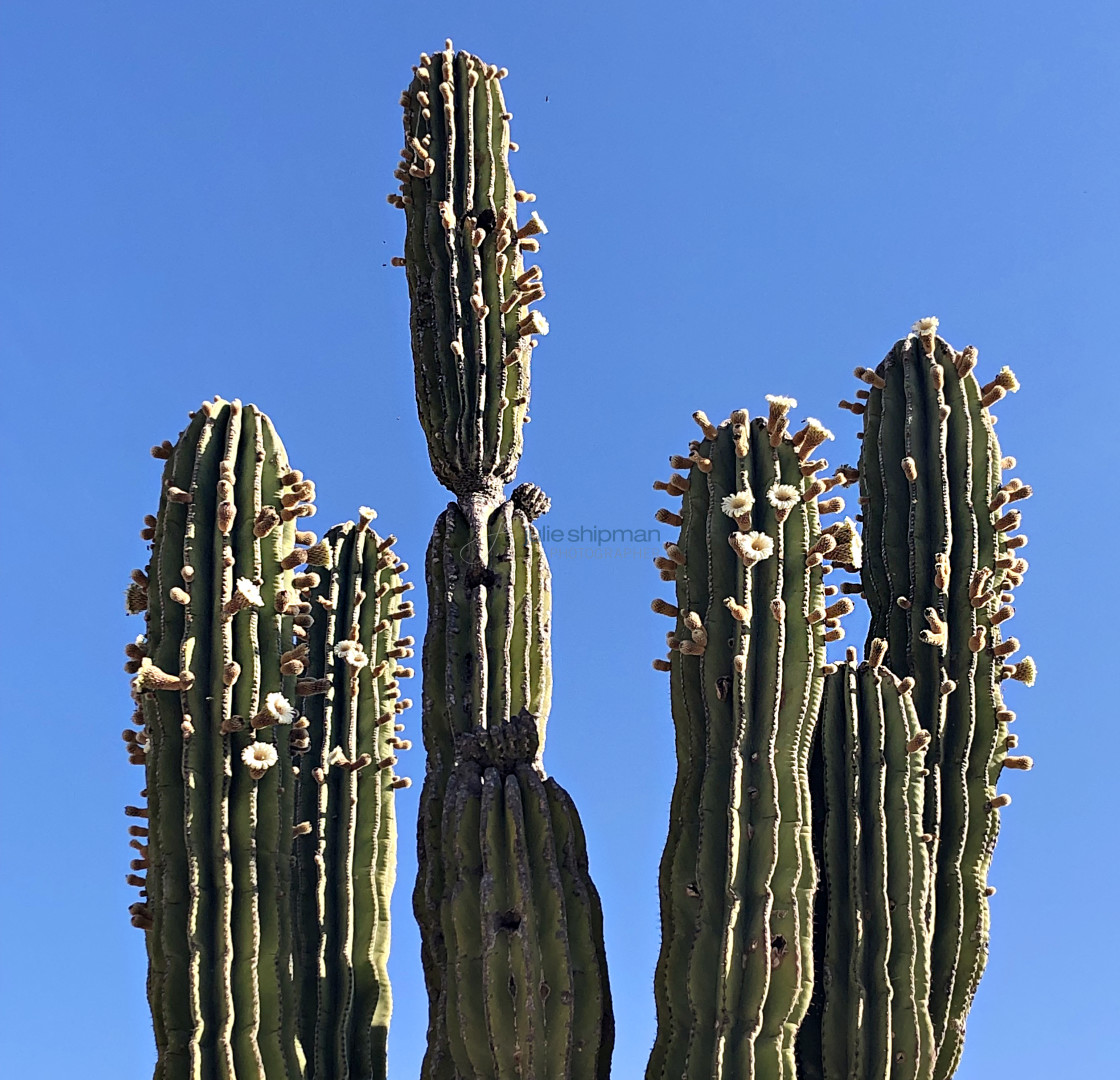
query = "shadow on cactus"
(120, 38, 1033, 1080)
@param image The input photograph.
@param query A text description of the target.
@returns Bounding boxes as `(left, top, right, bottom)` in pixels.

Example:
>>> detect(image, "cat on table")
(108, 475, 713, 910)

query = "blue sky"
(2, 2, 1117, 1076)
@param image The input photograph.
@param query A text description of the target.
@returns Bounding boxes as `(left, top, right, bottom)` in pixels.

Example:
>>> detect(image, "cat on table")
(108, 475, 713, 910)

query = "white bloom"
(743, 532, 774, 560)
(720, 491, 754, 518)
(764, 394, 797, 410)
(242, 741, 279, 775)
(334, 640, 370, 670)
(264, 692, 296, 725)
(910, 316, 939, 336)
(767, 484, 800, 510)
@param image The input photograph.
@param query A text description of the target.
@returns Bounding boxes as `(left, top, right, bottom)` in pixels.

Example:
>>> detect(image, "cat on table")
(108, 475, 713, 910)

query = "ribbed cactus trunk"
(646, 404, 846, 1079)
(394, 41, 613, 1080)
(846, 323, 1033, 1079)
(124, 399, 412, 1079)
(798, 649, 935, 1080)
(292, 516, 415, 1079)
(793, 322, 1035, 1080)
(124, 398, 314, 1078)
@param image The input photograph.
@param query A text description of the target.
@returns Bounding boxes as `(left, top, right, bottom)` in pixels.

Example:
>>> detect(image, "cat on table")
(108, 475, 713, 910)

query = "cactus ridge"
(647, 411, 835, 1080)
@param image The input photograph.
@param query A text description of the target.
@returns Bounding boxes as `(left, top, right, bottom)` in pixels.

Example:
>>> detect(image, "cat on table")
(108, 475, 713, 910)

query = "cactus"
(848, 321, 1033, 1079)
(649, 323, 1032, 1078)
(645, 404, 851, 1079)
(119, 43, 1036, 1080)
(796, 648, 935, 1080)
(123, 399, 413, 1078)
(291, 515, 415, 1079)
(395, 40, 613, 1080)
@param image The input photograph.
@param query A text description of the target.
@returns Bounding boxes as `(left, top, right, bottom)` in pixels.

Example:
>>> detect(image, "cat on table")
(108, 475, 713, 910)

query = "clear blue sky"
(2, 3, 1117, 1076)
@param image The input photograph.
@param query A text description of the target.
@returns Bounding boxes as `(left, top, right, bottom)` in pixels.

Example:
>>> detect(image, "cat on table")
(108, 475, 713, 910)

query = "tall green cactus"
(123, 399, 413, 1079)
(650, 322, 1033, 1080)
(119, 45, 1038, 1080)
(124, 398, 310, 1078)
(292, 515, 415, 1079)
(394, 40, 613, 1080)
(849, 321, 1033, 1079)
(645, 404, 851, 1080)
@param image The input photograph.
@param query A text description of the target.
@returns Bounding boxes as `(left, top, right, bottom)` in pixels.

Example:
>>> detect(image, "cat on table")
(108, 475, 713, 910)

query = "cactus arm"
(401, 44, 609, 1079)
(931, 358, 1013, 1080)
(128, 400, 313, 1078)
(924, 341, 979, 1050)
(286, 519, 410, 1080)
(648, 411, 828, 1080)
(401, 50, 531, 495)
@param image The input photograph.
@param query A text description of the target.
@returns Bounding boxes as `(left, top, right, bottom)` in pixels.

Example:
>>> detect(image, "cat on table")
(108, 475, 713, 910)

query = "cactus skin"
(798, 654, 935, 1080)
(647, 408, 842, 1080)
(291, 516, 416, 1080)
(124, 398, 314, 1079)
(855, 326, 1032, 1078)
(397, 42, 612, 1080)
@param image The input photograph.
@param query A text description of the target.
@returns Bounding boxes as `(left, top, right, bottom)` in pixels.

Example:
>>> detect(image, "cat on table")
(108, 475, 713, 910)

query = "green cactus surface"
(646, 405, 854, 1080)
(396, 41, 547, 499)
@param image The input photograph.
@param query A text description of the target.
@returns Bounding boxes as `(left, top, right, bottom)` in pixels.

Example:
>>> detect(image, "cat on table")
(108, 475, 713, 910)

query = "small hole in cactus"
(772, 935, 787, 954)
(476, 208, 496, 232)
(496, 909, 522, 932)
(466, 565, 498, 589)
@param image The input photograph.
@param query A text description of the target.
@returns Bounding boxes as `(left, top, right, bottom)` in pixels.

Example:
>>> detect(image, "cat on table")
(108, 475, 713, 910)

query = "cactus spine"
(124, 400, 412, 1078)
(396, 41, 613, 1080)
